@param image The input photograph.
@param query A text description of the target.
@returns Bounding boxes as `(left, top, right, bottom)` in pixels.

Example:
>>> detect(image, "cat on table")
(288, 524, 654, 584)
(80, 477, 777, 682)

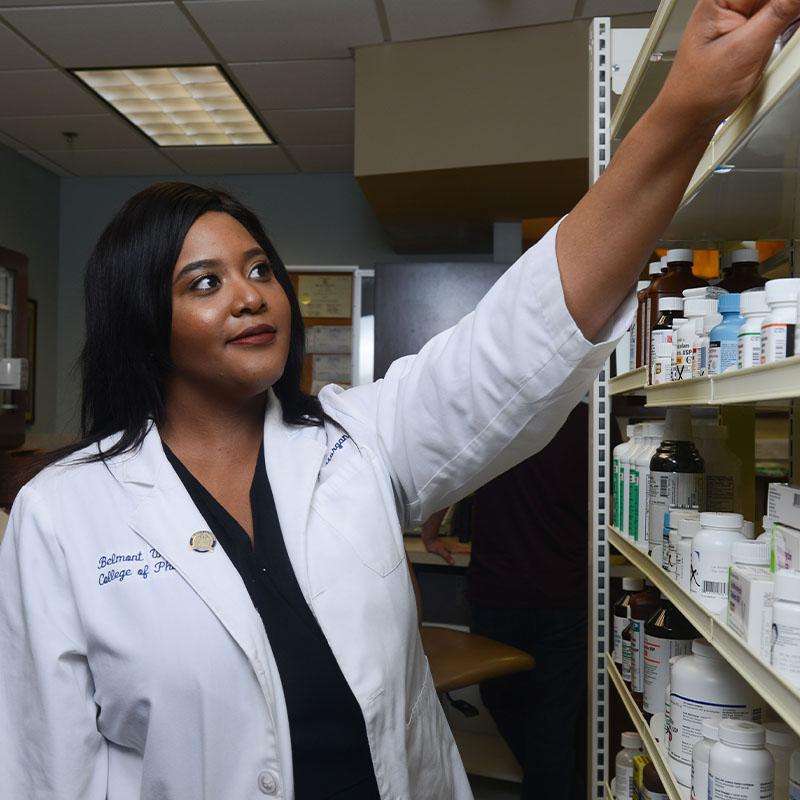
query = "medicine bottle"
(665, 508, 700, 575)
(738, 289, 770, 369)
(629, 422, 665, 551)
(771, 570, 800, 689)
(643, 596, 697, 720)
(614, 576, 644, 667)
(765, 722, 799, 800)
(616, 731, 645, 800)
(761, 278, 800, 364)
(652, 341, 673, 384)
(708, 720, 774, 800)
(690, 512, 745, 617)
(709, 293, 745, 375)
(719, 249, 766, 293)
(668, 638, 764, 788)
(678, 298, 718, 381)
(613, 425, 638, 532)
(622, 279, 651, 374)
(622, 622, 633, 687)
(695, 312, 723, 378)
(637, 263, 665, 368)
(790, 747, 800, 800)
(650, 297, 684, 382)
(630, 583, 662, 710)
(648, 408, 704, 558)
(620, 425, 645, 537)
(731, 539, 771, 569)
(692, 424, 742, 514)
(692, 718, 720, 800)
(642, 761, 669, 800)
(670, 317, 688, 381)
(647, 249, 706, 372)
(675, 517, 703, 590)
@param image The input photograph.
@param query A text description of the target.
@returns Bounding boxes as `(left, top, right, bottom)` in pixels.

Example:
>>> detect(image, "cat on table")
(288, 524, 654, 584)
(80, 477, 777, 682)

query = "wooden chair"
(409, 563, 535, 694)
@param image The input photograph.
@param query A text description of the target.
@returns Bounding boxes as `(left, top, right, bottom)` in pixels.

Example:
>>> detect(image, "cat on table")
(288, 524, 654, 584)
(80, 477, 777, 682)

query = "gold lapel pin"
(189, 530, 217, 553)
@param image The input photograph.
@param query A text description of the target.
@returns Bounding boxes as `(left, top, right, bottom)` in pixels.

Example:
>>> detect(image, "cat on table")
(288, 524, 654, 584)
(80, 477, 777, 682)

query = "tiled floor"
(469, 774, 521, 799)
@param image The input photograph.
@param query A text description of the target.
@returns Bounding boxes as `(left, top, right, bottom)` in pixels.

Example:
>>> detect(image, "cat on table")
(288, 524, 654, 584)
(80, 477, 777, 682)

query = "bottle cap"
(666, 248, 694, 265)
(764, 721, 799, 748)
(621, 731, 643, 749)
(691, 638, 720, 659)
(718, 292, 741, 314)
(731, 539, 770, 566)
(683, 297, 718, 317)
(626, 424, 635, 437)
(774, 569, 800, 603)
(658, 296, 684, 312)
(718, 719, 766, 747)
(643, 422, 665, 438)
(637, 280, 650, 292)
(701, 718, 721, 741)
(699, 512, 744, 530)
(649, 262, 664, 277)
(671, 317, 687, 330)
(678, 518, 702, 538)
(765, 278, 800, 305)
(762, 515, 776, 534)
(622, 577, 645, 591)
(742, 520, 755, 539)
(684, 286, 729, 299)
(703, 312, 723, 332)
(739, 289, 769, 315)
(730, 248, 761, 265)
(669, 507, 700, 522)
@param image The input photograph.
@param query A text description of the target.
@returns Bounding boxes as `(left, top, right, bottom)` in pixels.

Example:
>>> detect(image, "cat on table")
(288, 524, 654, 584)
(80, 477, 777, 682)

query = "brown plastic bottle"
(621, 623, 633, 688)
(718, 248, 766, 293)
(629, 583, 661, 710)
(636, 261, 665, 368)
(646, 249, 706, 373)
(642, 761, 668, 800)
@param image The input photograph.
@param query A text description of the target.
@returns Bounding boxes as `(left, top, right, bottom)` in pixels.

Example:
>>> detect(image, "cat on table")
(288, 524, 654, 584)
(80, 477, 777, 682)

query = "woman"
(0, 2, 796, 797)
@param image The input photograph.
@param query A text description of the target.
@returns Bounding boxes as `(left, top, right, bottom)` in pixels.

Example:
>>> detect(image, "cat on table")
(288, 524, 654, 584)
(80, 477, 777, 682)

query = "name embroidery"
(323, 434, 350, 466)
(97, 548, 175, 587)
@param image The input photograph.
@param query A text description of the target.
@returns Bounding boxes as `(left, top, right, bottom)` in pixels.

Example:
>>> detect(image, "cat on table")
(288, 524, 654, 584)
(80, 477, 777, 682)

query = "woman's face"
(168, 211, 292, 404)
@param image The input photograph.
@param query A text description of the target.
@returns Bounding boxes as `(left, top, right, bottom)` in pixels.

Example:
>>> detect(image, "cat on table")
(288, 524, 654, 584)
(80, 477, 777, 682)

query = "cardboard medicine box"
(727, 565, 774, 661)
(767, 483, 800, 531)
(772, 523, 800, 572)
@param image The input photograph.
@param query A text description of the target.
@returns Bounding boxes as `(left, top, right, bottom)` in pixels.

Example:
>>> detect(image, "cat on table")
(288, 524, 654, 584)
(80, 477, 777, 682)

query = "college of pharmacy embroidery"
(189, 530, 217, 553)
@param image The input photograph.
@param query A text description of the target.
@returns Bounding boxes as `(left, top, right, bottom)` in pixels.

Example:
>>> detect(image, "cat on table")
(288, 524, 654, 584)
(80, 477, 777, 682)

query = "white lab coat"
(0, 222, 634, 799)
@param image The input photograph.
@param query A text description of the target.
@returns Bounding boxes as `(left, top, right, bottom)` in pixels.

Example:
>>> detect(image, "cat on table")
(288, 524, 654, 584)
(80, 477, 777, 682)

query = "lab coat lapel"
(262, 391, 325, 603)
(123, 428, 270, 668)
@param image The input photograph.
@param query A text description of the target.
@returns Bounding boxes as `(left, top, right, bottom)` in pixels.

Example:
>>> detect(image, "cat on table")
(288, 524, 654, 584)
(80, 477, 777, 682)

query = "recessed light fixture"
(72, 65, 273, 147)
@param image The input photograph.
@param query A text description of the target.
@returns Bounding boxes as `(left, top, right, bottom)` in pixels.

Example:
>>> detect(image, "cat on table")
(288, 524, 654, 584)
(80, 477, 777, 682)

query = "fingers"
(748, 0, 800, 39)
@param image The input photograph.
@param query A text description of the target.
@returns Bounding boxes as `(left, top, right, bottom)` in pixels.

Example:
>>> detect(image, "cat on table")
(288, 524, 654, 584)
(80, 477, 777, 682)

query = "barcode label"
(703, 581, 727, 595)
(659, 476, 669, 496)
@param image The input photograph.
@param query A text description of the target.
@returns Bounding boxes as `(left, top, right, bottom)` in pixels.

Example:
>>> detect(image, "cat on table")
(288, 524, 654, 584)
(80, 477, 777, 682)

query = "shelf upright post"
(792, 243, 799, 484)
(588, 17, 612, 799)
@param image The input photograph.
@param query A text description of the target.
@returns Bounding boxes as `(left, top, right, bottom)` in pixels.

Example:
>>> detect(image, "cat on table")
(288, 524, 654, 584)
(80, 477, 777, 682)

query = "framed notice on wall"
(297, 274, 352, 319)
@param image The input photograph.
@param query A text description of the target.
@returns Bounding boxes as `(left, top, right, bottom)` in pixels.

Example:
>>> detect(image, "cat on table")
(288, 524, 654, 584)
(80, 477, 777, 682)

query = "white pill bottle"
(771, 570, 800, 689)
(708, 720, 774, 800)
(691, 718, 720, 800)
(669, 639, 764, 788)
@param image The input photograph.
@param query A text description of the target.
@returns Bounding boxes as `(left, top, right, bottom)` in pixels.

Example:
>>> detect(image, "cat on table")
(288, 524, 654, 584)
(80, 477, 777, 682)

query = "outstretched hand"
(661, 0, 800, 130)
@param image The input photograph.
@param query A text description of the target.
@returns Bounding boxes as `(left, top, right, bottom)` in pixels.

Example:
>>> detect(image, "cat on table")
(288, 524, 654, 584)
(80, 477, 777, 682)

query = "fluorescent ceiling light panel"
(73, 65, 272, 147)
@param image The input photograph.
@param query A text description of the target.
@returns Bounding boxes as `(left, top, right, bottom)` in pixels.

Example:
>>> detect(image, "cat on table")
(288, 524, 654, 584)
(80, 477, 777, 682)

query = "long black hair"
(40, 182, 328, 469)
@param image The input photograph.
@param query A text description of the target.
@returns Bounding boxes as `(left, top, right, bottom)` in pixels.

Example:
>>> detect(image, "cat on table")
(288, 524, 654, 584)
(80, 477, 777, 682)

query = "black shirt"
(163, 441, 381, 800)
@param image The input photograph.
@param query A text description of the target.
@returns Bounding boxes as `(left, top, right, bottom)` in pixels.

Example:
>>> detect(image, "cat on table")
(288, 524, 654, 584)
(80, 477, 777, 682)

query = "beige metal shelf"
(610, 0, 694, 143)
(607, 655, 690, 800)
(606, 782, 614, 800)
(609, 525, 800, 738)
(609, 366, 647, 396)
(609, 357, 800, 406)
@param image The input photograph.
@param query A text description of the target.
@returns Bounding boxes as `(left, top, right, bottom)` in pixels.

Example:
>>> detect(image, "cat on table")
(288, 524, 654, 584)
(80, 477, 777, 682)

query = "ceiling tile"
(287, 145, 353, 173)
(229, 59, 354, 111)
(0, 2, 215, 68)
(184, 0, 383, 61)
(163, 145, 296, 175)
(578, 0, 660, 17)
(37, 147, 183, 176)
(0, 70, 105, 115)
(263, 109, 354, 146)
(0, 113, 152, 151)
(383, 0, 571, 42)
(0, 21, 49, 68)
(16, 148, 74, 177)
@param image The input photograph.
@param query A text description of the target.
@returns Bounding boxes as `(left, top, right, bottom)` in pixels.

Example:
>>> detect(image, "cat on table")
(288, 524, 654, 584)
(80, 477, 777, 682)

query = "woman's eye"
(191, 274, 220, 290)
(249, 262, 272, 279)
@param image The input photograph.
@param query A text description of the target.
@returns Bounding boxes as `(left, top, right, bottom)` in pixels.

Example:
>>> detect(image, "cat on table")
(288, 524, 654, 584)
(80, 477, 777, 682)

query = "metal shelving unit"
(592, 1, 800, 794)
(609, 526, 800, 738)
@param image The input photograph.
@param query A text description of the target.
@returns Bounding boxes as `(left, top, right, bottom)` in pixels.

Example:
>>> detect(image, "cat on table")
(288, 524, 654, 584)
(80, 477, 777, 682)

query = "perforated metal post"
(588, 17, 611, 800)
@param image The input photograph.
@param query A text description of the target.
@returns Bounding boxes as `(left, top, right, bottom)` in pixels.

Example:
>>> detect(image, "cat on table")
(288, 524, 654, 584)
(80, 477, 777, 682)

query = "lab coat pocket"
(311, 452, 403, 577)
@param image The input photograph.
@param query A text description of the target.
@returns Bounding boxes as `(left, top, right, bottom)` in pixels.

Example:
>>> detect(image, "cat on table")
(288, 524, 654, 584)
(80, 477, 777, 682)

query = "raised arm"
(558, 0, 800, 340)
